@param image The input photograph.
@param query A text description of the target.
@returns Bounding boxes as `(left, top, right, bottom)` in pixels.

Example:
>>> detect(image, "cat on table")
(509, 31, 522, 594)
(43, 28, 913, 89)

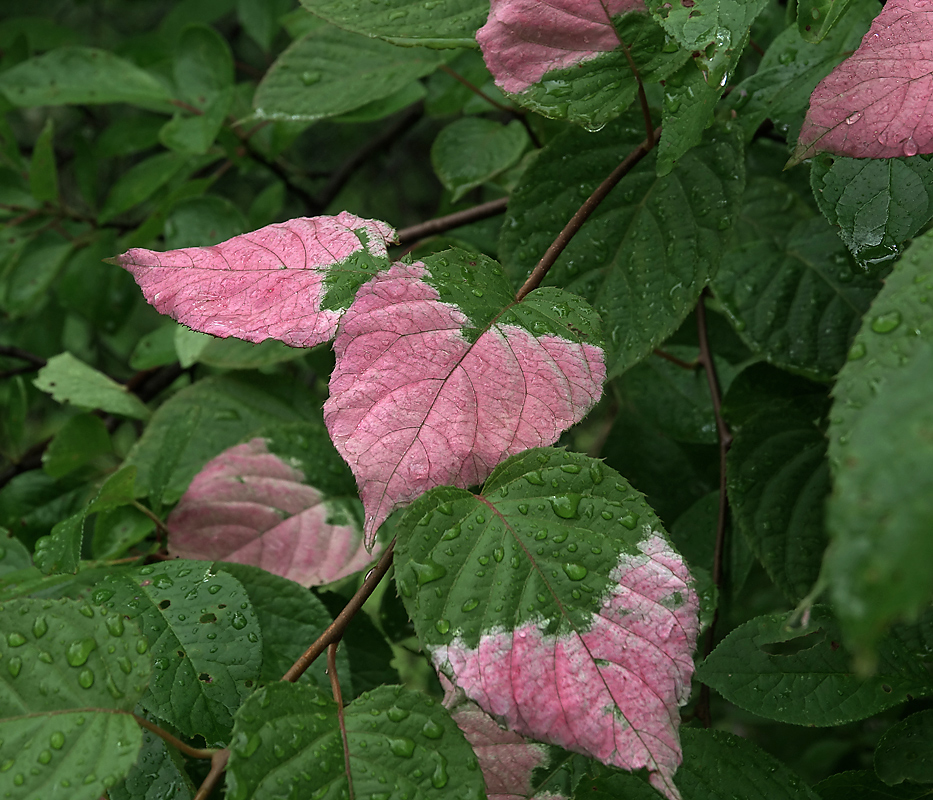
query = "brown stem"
(439, 64, 514, 115)
(653, 348, 698, 371)
(0, 346, 47, 368)
(329, 643, 355, 800)
(133, 714, 216, 759)
(193, 749, 230, 800)
(396, 197, 509, 245)
(693, 287, 733, 728)
(281, 538, 396, 682)
(621, 45, 655, 148)
(515, 127, 661, 301)
(132, 500, 170, 547)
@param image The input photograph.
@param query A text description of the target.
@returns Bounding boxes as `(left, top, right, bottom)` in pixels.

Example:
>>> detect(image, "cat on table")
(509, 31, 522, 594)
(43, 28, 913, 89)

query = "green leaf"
(162, 195, 248, 249)
(815, 771, 931, 800)
(711, 179, 883, 380)
(0, 231, 72, 317)
(696, 606, 933, 726)
(431, 118, 528, 202)
(254, 26, 447, 121)
(514, 13, 689, 131)
(657, 60, 720, 177)
(332, 80, 426, 122)
(727, 402, 830, 602)
(29, 117, 58, 203)
(91, 560, 263, 744)
(797, 0, 858, 43)
(34, 466, 138, 575)
(648, 0, 769, 88)
(501, 115, 744, 376)
(675, 728, 822, 799)
(34, 353, 151, 420)
(108, 722, 196, 800)
(98, 151, 188, 224)
(0, 47, 174, 111)
(91, 506, 156, 560)
(42, 414, 112, 479)
(0, 596, 151, 715)
(810, 153, 933, 270)
(173, 23, 234, 104)
(125, 373, 319, 505)
(159, 88, 233, 154)
(874, 709, 933, 787)
(0, 533, 31, 578)
(0, 711, 143, 800)
(194, 337, 309, 369)
(571, 767, 663, 800)
(300, 0, 486, 48)
(227, 683, 485, 800)
(217, 562, 348, 691)
(237, 0, 293, 50)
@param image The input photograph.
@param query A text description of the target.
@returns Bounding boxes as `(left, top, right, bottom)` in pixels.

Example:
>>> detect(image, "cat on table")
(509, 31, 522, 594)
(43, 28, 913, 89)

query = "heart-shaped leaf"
(112, 212, 395, 348)
(395, 448, 699, 800)
(792, 0, 933, 163)
(168, 434, 377, 586)
(323, 250, 605, 545)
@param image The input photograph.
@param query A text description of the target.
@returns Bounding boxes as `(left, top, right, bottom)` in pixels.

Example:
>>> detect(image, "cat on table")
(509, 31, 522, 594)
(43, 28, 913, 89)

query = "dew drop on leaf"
(7, 657, 22, 677)
(412, 559, 447, 586)
(387, 705, 411, 722)
(871, 310, 902, 333)
(562, 563, 588, 581)
(435, 619, 450, 635)
(6, 632, 26, 647)
(231, 612, 248, 630)
(78, 668, 95, 688)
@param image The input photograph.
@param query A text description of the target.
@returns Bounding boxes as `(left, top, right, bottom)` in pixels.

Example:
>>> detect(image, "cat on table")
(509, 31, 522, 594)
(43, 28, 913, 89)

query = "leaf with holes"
(167, 427, 377, 586)
(89, 560, 262, 745)
(112, 212, 395, 348)
(696, 606, 933, 726)
(226, 683, 486, 800)
(324, 249, 605, 546)
(395, 448, 699, 800)
(477, 2, 689, 129)
(792, 0, 933, 164)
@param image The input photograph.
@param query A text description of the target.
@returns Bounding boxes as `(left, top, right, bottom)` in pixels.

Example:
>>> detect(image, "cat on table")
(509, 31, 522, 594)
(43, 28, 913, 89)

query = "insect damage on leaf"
(476, 0, 647, 95)
(112, 211, 396, 347)
(792, 0, 933, 163)
(324, 255, 606, 547)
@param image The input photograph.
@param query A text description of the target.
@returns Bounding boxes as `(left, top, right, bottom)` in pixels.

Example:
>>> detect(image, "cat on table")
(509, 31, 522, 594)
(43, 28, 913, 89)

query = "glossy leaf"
(501, 116, 743, 377)
(42, 413, 112, 479)
(810, 152, 933, 268)
(114, 212, 395, 348)
(675, 728, 821, 800)
(34, 353, 150, 420)
(168, 436, 376, 586)
(696, 606, 933, 726)
(0, 596, 151, 715)
(91, 560, 262, 744)
(108, 723, 196, 800)
(793, 0, 933, 163)
(478, 7, 688, 130)
(826, 230, 933, 652)
(226, 683, 486, 800)
(647, 0, 769, 87)
(254, 26, 447, 121)
(301, 0, 487, 47)
(712, 178, 883, 380)
(0, 47, 173, 111)
(874, 710, 933, 786)
(395, 448, 699, 800)
(727, 402, 830, 602)
(657, 60, 721, 176)
(0, 711, 143, 800)
(324, 252, 605, 544)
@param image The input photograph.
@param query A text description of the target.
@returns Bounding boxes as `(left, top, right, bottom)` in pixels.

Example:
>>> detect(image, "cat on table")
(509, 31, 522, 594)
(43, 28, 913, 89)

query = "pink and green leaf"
(477, 2, 687, 129)
(792, 0, 933, 164)
(395, 448, 700, 800)
(168, 431, 376, 586)
(323, 250, 605, 546)
(112, 211, 396, 348)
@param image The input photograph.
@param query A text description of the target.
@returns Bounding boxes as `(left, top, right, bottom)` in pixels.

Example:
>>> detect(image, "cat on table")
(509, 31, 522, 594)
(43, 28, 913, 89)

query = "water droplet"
(847, 341, 867, 360)
(904, 138, 919, 157)
(152, 574, 174, 589)
(231, 612, 248, 630)
(208, 584, 222, 594)
(7, 632, 26, 647)
(436, 502, 453, 515)
(66, 639, 97, 668)
(493, 547, 504, 562)
(78, 668, 95, 689)
(105, 616, 124, 638)
(389, 737, 415, 758)
(412, 559, 446, 586)
(7, 657, 22, 677)
(435, 619, 450, 635)
(91, 588, 114, 604)
(549, 494, 581, 519)
(517, 503, 529, 515)
(387, 706, 410, 722)
(49, 732, 65, 750)
(300, 71, 322, 85)
(845, 111, 861, 125)
(136, 639, 149, 654)
(871, 310, 902, 333)
(461, 599, 479, 612)
(441, 525, 461, 541)
(562, 563, 588, 581)
(619, 513, 639, 529)
(525, 471, 545, 486)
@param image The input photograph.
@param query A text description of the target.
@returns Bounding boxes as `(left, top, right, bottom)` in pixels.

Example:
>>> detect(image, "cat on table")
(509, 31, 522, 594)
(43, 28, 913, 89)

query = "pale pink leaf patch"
(432, 534, 698, 800)
(476, 0, 646, 95)
(794, 0, 933, 163)
(167, 438, 378, 586)
(113, 211, 396, 348)
(323, 260, 605, 546)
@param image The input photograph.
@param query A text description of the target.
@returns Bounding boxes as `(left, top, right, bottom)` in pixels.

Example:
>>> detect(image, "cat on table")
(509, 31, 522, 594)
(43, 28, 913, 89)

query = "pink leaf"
(113, 212, 396, 347)
(167, 438, 378, 586)
(476, 0, 646, 95)
(432, 534, 698, 800)
(441, 679, 565, 800)
(794, 0, 933, 162)
(323, 260, 605, 545)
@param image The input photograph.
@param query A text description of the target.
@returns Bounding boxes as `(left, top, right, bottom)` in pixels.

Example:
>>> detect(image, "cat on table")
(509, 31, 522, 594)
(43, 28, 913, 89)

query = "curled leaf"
(793, 0, 933, 163)
(113, 212, 396, 347)
(324, 253, 605, 545)
(168, 438, 376, 586)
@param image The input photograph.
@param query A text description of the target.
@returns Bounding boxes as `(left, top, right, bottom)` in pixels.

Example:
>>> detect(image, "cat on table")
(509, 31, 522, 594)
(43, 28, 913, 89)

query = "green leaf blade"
(34, 353, 151, 420)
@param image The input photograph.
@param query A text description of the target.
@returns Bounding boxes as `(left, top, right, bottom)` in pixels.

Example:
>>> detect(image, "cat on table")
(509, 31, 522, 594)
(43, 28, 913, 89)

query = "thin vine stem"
(620, 44, 655, 148)
(396, 197, 509, 245)
(281, 538, 396, 682)
(515, 127, 662, 301)
(133, 714, 216, 760)
(693, 287, 733, 728)
(193, 749, 230, 800)
(330, 643, 355, 800)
